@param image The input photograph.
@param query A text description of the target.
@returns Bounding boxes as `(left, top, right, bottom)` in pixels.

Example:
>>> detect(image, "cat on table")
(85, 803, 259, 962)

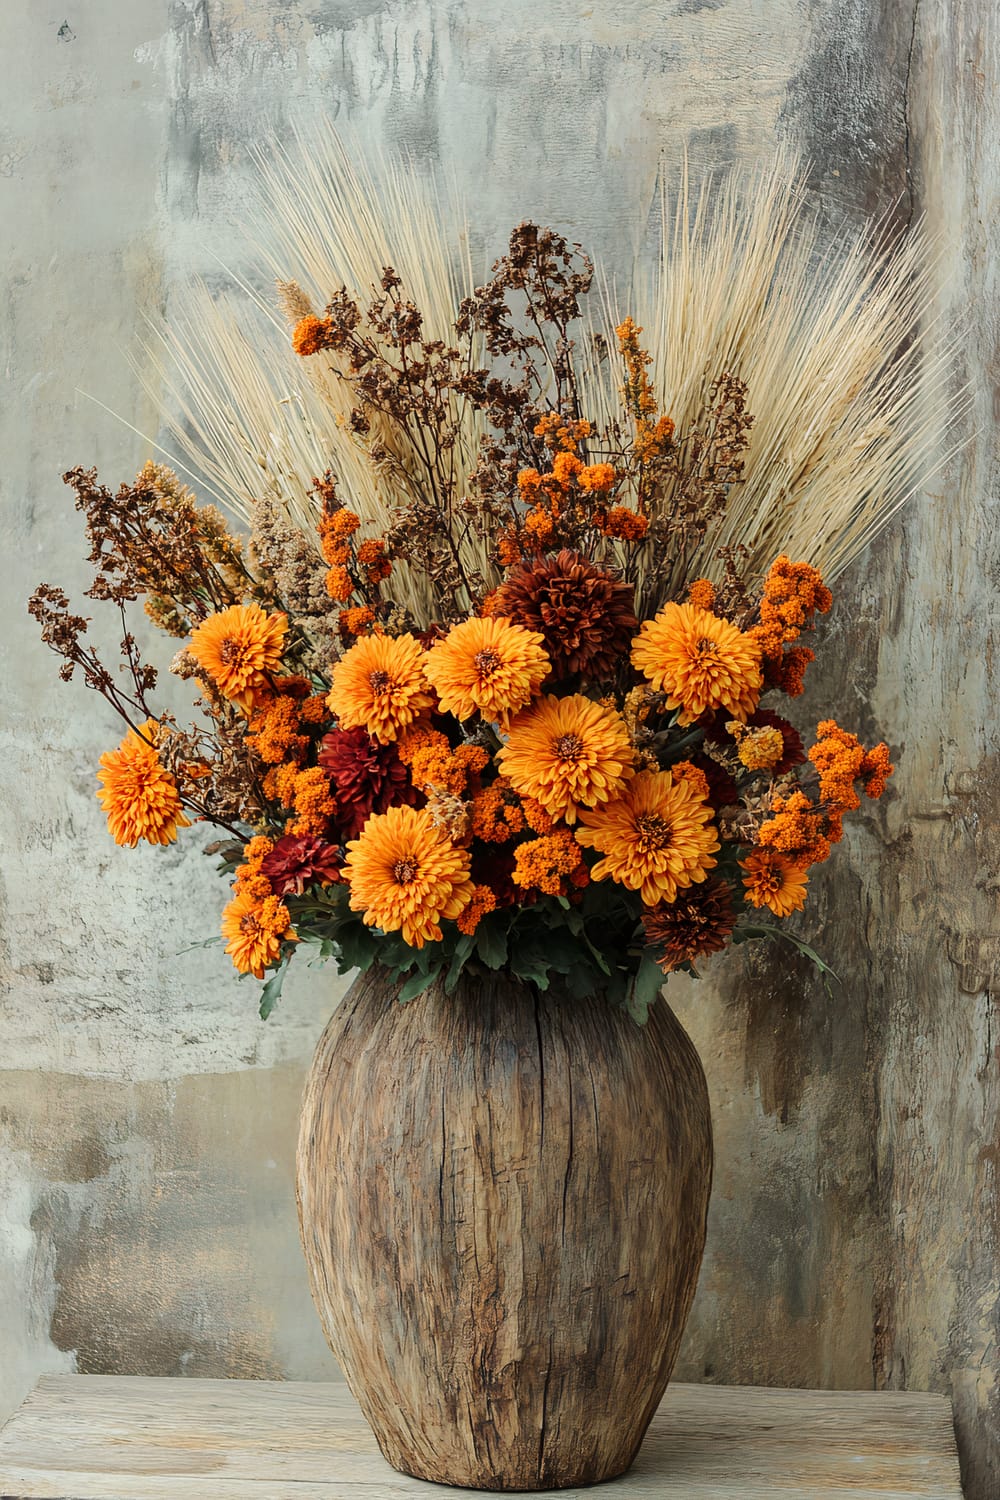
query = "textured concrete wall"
(2, 1, 998, 1496)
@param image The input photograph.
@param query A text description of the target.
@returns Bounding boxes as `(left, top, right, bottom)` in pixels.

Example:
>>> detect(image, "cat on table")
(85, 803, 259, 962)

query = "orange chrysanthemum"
(424, 616, 550, 725)
(498, 694, 634, 824)
(96, 720, 190, 848)
(328, 633, 435, 744)
(343, 804, 474, 948)
(575, 769, 719, 905)
(631, 601, 762, 725)
(188, 603, 287, 711)
(740, 850, 809, 918)
(221, 887, 295, 978)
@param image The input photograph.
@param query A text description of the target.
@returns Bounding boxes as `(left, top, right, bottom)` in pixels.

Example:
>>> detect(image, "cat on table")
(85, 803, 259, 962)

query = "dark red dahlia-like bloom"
(493, 548, 638, 681)
(318, 725, 415, 839)
(642, 878, 736, 973)
(260, 834, 343, 896)
(690, 752, 740, 811)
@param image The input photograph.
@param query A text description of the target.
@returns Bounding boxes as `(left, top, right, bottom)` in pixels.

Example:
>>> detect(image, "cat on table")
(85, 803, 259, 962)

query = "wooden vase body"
(296, 966, 712, 1492)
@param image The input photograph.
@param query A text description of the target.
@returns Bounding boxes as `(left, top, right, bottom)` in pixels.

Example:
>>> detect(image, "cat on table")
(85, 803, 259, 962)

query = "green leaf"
(258, 952, 292, 1021)
(474, 917, 508, 970)
(445, 934, 476, 994)
(626, 954, 664, 1026)
(333, 922, 379, 975)
(736, 923, 841, 985)
(397, 965, 442, 1003)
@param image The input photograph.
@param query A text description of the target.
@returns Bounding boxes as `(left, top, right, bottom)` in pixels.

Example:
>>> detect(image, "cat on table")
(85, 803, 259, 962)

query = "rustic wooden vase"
(296, 965, 713, 1492)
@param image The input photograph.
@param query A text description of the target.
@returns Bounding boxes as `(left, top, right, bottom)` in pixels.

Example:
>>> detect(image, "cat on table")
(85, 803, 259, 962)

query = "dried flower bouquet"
(32, 157, 938, 1022)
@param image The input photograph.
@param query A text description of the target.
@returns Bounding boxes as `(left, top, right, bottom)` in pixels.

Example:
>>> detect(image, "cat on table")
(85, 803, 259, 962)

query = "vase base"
(382, 1440, 640, 1493)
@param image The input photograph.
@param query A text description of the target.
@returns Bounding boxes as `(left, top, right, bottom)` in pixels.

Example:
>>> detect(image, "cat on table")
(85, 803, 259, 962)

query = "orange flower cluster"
(469, 779, 553, 842)
(512, 830, 589, 898)
(291, 314, 335, 357)
(456, 883, 498, 935)
(757, 789, 842, 867)
(809, 720, 894, 809)
(616, 318, 675, 464)
(750, 555, 833, 697)
(221, 835, 296, 979)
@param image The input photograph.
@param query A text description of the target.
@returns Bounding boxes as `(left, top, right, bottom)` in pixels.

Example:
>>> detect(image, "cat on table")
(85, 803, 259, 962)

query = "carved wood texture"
(296, 969, 713, 1491)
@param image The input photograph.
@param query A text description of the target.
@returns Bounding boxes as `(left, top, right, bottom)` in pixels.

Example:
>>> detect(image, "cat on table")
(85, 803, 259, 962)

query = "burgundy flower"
(493, 549, 638, 681)
(700, 706, 805, 777)
(643, 879, 736, 973)
(470, 844, 519, 908)
(261, 834, 343, 896)
(690, 752, 739, 812)
(318, 725, 415, 840)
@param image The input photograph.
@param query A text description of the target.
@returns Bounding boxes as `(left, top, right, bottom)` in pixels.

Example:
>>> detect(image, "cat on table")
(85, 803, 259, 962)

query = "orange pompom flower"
(328, 632, 435, 744)
(343, 804, 474, 948)
(96, 719, 190, 848)
(456, 884, 498, 936)
(498, 693, 634, 824)
(188, 603, 287, 712)
(424, 616, 550, 725)
(575, 769, 719, 906)
(512, 830, 589, 898)
(292, 315, 334, 357)
(221, 888, 295, 979)
(740, 850, 809, 917)
(631, 601, 762, 725)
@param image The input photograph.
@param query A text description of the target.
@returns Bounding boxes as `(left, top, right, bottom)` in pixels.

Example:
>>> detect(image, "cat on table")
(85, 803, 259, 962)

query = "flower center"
(369, 670, 391, 694)
(393, 857, 419, 884)
(239, 914, 262, 936)
(696, 637, 718, 658)
(554, 732, 585, 762)
(474, 647, 503, 679)
(635, 813, 673, 851)
(220, 638, 249, 667)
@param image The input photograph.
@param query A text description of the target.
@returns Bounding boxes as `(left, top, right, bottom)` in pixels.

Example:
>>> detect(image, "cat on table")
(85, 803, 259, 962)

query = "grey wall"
(3, 2, 998, 1496)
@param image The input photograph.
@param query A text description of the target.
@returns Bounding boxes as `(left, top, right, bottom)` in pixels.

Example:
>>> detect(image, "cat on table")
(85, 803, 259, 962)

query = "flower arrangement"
(30, 196, 905, 1022)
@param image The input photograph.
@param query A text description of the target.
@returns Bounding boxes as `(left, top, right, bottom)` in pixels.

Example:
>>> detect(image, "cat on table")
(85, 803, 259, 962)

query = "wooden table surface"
(0, 1375, 963, 1499)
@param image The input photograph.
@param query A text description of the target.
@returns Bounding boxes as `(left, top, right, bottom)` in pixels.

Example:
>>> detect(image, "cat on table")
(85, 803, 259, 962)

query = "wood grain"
(296, 968, 712, 1490)
(0, 1374, 962, 1499)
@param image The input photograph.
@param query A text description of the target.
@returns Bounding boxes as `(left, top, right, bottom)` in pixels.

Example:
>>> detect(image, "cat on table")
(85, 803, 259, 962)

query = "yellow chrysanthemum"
(188, 603, 288, 711)
(740, 850, 809, 917)
(575, 769, 719, 905)
(343, 804, 474, 948)
(221, 887, 295, 979)
(497, 693, 634, 824)
(327, 633, 435, 744)
(424, 615, 550, 725)
(631, 601, 762, 725)
(96, 720, 190, 848)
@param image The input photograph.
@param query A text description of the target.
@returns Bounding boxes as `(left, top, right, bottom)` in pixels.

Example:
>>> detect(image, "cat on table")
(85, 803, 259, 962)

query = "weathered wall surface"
(2, 1, 997, 1496)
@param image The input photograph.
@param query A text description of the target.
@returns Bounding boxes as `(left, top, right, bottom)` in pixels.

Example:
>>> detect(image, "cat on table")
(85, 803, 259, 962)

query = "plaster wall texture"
(2, 1, 998, 1496)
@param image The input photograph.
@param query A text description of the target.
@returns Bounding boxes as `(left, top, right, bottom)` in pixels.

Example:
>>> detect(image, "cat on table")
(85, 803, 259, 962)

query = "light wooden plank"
(0, 1376, 962, 1499)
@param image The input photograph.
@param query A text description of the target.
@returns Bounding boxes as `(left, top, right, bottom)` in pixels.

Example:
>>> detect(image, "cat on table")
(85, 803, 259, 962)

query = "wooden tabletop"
(0, 1375, 962, 1499)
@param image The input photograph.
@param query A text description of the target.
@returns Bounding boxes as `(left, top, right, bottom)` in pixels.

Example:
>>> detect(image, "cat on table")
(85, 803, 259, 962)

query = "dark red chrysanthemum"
(690, 751, 739, 812)
(493, 549, 638, 681)
(260, 834, 343, 896)
(701, 706, 805, 777)
(470, 844, 519, 908)
(642, 878, 736, 973)
(318, 725, 416, 839)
